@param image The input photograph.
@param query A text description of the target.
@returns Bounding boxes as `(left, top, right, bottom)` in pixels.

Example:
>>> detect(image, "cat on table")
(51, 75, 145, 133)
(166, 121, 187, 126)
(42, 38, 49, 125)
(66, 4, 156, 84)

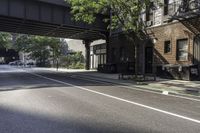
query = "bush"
(60, 51, 85, 69)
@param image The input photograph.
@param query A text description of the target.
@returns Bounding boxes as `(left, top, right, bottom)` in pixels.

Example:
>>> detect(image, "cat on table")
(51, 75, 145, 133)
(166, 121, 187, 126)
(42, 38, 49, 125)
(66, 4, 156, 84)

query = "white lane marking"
(162, 91, 169, 95)
(28, 72, 200, 124)
(69, 75, 200, 102)
(22, 67, 200, 102)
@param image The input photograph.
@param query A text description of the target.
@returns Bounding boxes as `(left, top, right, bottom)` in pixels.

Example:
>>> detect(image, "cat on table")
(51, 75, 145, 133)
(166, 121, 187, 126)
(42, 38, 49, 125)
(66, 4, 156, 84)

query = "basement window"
(164, 40, 171, 54)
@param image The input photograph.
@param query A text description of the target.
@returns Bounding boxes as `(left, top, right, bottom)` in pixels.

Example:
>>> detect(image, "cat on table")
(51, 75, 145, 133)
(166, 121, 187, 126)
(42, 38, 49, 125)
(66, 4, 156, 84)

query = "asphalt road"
(0, 65, 200, 133)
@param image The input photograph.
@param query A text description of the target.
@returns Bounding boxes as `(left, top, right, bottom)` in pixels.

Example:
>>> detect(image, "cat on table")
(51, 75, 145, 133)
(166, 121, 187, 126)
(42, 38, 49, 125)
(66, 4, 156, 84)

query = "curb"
(72, 73, 200, 100)
(22, 67, 200, 101)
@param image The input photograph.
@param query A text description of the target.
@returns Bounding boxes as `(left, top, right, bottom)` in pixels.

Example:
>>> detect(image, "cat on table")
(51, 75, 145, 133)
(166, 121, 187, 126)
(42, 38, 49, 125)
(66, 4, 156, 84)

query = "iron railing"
(169, 0, 200, 16)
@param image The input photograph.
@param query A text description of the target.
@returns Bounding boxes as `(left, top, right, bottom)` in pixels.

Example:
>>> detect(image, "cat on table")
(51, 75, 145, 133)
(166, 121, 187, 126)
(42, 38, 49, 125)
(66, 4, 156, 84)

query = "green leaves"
(67, 0, 161, 38)
(15, 35, 62, 67)
(0, 32, 12, 49)
(60, 51, 85, 69)
(67, 0, 108, 24)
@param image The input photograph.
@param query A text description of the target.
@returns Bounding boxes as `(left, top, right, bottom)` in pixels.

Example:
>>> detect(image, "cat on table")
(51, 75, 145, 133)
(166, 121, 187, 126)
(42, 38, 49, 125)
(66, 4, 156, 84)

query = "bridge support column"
(83, 40, 91, 70)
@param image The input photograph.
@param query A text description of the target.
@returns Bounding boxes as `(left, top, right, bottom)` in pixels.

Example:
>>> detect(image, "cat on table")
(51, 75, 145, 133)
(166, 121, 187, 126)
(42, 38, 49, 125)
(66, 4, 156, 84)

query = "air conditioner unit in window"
(146, 20, 153, 27)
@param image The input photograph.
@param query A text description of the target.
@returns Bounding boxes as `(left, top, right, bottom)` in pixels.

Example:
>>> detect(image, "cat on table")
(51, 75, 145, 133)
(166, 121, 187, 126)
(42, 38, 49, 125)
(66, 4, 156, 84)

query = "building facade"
(145, 0, 200, 79)
(90, 40, 107, 69)
(107, 0, 200, 79)
(66, 39, 107, 69)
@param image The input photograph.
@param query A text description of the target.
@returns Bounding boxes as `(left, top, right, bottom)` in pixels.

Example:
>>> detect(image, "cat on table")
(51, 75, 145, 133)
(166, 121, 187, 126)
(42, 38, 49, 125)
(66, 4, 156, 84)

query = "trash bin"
(158, 64, 199, 81)
(189, 65, 199, 81)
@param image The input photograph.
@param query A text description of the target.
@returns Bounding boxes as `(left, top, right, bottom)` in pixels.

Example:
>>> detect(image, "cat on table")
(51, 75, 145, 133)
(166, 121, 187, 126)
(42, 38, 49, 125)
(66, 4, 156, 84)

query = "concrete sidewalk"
(26, 67, 200, 98)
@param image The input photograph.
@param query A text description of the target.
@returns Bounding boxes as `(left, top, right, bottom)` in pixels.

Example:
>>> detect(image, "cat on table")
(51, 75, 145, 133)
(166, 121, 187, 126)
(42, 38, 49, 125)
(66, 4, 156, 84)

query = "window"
(98, 55, 101, 64)
(164, 40, 171, 54)
(164, 0, 169, 15)
(90, 46, 93, 51)
(177, 39, 188, 61)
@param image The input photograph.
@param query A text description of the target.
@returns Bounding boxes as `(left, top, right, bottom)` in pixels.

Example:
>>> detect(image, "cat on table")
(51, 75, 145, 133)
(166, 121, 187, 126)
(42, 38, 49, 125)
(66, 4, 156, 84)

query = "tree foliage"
(67, 0, 160, 37)
(67, 0, 161, 76)
(0, 32, 12, 49)
(15, 35, 62, 67)
(60, 52, 85, 69)
(14, 35, 31, 52)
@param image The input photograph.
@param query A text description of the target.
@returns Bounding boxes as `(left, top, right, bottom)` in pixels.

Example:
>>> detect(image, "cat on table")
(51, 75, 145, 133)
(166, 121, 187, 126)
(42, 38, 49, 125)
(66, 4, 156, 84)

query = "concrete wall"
(67, 39, 85, 57)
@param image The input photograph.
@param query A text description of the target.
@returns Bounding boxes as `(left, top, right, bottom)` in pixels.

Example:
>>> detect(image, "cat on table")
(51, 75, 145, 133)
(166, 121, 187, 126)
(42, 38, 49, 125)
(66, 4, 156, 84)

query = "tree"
(48, 37, 62, 69)
(67, 0, 160, 78)
(15, 35, 62, 67)
(14, 35, 31, 52)
(0, 32, 12, 49)
(60, 51, 85, 69)
(29, 36, 51, 67)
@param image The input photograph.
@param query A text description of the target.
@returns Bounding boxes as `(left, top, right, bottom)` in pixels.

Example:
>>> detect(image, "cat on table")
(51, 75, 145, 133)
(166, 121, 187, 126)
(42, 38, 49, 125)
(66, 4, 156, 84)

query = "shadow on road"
(0, 106, 155, 133)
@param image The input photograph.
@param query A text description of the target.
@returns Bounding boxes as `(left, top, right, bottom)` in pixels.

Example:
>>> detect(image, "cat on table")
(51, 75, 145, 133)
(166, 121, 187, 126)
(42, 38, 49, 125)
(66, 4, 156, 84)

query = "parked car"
(9, 61, 17, 66)
(9, 60, 24, 66)
(26, 61, 36, 67)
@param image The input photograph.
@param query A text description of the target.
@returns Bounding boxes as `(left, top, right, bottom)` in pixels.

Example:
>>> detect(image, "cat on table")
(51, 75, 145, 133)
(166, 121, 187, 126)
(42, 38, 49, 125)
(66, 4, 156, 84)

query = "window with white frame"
(176, 39, 188, 61)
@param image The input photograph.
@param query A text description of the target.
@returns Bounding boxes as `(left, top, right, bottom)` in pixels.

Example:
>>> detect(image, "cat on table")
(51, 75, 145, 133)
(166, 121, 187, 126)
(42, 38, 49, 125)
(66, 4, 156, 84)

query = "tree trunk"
(56, 57, 59, 71)
(52, 49, 55, 68)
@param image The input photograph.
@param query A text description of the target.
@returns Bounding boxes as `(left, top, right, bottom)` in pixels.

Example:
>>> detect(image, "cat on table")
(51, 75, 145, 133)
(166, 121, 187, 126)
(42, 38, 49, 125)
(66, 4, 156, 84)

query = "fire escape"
(170, 0, 200, 65)
(171, 0, 200, 36)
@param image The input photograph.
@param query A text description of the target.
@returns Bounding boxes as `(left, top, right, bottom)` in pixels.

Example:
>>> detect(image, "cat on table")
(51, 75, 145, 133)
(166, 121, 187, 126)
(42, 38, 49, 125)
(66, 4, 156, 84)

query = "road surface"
(0, 65, 199, 133)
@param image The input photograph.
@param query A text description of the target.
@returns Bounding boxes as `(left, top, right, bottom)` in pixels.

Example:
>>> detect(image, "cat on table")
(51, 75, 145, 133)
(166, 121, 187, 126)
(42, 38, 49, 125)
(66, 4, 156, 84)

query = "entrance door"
(145, 47, 153, 73)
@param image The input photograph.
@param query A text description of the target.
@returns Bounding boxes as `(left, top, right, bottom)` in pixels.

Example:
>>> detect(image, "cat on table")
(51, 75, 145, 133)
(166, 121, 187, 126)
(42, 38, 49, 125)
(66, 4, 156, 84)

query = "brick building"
(107, 0, 200, 80)
(150, 22, 194, 65)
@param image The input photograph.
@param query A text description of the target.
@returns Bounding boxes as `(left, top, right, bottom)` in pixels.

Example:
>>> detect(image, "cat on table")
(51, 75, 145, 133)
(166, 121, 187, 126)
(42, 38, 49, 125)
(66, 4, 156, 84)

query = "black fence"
(98, 62, 135, 74)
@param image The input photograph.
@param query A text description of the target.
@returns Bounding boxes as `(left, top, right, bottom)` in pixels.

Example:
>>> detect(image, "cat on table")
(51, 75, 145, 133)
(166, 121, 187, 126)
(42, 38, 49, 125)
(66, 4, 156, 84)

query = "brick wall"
(108, 22, 195, 74)
(148, 22, 194, 66)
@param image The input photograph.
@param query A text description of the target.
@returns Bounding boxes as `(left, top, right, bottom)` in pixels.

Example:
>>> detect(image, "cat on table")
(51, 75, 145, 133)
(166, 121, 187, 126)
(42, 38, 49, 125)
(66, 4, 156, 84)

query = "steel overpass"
(0, 0, 109, 69)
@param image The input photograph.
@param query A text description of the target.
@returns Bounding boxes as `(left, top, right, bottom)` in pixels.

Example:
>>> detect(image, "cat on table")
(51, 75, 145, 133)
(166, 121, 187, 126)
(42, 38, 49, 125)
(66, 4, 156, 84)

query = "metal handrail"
(167, 1, 182, 16)
(171, 0, 200, 15)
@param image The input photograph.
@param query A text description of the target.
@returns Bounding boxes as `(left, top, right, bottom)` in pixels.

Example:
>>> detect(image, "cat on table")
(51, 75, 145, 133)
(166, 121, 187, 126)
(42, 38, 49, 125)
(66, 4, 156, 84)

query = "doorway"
(145, 47, 153, 73)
